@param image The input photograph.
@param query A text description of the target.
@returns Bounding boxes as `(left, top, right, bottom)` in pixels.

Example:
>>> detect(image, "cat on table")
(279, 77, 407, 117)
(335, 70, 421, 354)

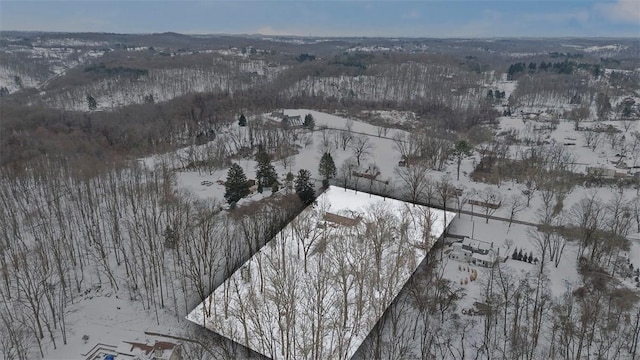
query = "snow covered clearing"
(44, 293, 189, 359)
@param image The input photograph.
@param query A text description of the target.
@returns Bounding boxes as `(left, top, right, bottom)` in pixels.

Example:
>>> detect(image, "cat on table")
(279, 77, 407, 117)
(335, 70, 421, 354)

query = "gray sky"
(1, 0, 639, 37)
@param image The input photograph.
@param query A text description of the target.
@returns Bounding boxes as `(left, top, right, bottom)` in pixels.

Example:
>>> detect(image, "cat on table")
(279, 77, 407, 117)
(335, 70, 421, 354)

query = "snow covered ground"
(44, 293, 189, 359)
(445, 213, 581, 311)
(187, 186, 455, 360)
(163, 109, 640, 276)
(51, 107, 635, 360)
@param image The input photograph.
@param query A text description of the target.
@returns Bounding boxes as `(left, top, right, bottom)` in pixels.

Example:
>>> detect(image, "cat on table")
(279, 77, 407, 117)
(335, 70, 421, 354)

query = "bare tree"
(394, 162, 430, 204)
(479, 189, 503, 224)
(530, 226, 551, 273)
(622, 119, 634, 133)
(392, 132, 417, 167)
(340, 120, 354, 151)
(507, 194, 527, 230)
(350, 135, 373, 166)
(583, 130, 602, 151)
(549, 229, 567, 268)
(279, 154, 295, 174)
(376, 125, 388, 138)
(569, 193, 606, 261)
(318, 129, 332, 156)
(291, 203, 327, 273)
(454, 186, 476, 217)
(337, 157, 358, 190)
(301, 132, 313, 148)
(566, 106, 590, 130)
(436, 176, 456, 226)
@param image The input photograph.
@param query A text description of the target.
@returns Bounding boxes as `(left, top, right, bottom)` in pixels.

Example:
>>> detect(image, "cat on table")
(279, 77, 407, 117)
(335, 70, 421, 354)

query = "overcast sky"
(1, 0, 639, 38)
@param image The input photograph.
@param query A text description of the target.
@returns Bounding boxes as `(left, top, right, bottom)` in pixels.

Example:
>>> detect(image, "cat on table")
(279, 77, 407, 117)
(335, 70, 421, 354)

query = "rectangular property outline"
(187, 186, 455, 360)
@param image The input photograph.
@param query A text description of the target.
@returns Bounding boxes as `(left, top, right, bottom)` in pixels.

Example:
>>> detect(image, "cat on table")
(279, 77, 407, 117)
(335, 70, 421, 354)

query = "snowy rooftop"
(186, 186, 455, 360)
(463, 237, 493, 251)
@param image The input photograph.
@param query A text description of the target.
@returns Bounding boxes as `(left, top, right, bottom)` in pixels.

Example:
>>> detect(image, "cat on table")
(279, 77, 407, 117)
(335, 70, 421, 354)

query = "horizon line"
(1, 30, 639, 40)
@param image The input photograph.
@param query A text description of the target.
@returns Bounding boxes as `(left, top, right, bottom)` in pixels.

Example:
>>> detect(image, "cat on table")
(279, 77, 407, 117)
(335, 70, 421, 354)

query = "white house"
(471, 251, 498, 268)
(461, 237, 492, 254)
(450, 237, 499, 267)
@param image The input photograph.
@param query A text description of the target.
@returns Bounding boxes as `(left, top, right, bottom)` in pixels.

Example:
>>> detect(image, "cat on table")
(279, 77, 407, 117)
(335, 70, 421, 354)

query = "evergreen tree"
(507, 62, 526, 80)
(163, 225, 177, 249)
(224, 163, 250, 204)
(517, 249, 523, 261)
(239, 114, 247, 127)
(283, 171, 294, 193)
(512, 248, 519, 260)
(539, 62, 548, 71)
(281, 115, 290, 129)
(295, 169, 315, 205)
(318, 152, 336, 180)
(596, 92, 612, 119)
(621, 98, 635, 119)
(255, 150, 277, 192)
(86, 95, 97, 110)
(452, 140, 472, 181)
(592, 64, 601, 79)
(487, 89, 494, 99)
(304, 113, 315, 130)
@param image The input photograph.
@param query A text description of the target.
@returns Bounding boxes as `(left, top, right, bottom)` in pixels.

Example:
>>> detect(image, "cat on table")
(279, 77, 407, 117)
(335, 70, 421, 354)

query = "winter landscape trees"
(188, 187, 455, 360)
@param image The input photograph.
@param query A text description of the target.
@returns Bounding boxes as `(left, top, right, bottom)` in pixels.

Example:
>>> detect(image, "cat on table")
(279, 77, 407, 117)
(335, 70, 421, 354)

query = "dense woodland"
(1, 33, 640, 359)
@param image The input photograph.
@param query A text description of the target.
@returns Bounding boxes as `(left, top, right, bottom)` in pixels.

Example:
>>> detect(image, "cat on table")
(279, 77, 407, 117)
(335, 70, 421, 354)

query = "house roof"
(125, 341, 177, 357)
(463, 237, 492, 251)
(323, 211, 362, 227)
(186, 186, 455, 360)
(472, 251, 496, 263)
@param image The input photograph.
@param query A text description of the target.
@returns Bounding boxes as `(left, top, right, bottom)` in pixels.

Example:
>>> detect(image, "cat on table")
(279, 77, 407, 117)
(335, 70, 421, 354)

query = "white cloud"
(596, 0, 640, 23)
